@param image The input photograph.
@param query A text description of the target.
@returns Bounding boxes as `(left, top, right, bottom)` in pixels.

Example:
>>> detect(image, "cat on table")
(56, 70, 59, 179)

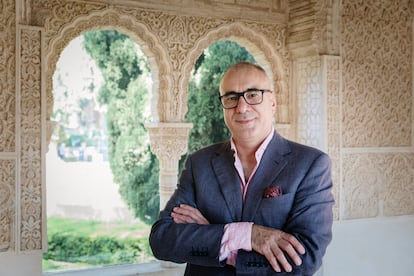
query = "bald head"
(220, 62, 271, 94)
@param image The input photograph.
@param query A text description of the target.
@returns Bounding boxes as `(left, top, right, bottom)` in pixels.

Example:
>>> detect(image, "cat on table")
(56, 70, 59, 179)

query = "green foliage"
(84, 30, 143, 104)
(43, 217, 153, 270)
(185, 40, 255, 153)
(83, 30, 159, 224)
(44, 233, 149, 265)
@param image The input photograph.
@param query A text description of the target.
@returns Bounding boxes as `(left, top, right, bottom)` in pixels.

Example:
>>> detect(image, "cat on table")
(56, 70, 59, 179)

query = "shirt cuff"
(219, 222, 253, 263)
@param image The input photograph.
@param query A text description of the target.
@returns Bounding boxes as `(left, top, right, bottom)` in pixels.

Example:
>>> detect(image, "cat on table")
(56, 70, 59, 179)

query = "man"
(150, 62, 334, 275)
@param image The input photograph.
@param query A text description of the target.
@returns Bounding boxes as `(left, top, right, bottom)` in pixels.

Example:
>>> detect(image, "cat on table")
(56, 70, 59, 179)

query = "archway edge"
(45, 7, 171, 123)
(181, 21, 290, 124)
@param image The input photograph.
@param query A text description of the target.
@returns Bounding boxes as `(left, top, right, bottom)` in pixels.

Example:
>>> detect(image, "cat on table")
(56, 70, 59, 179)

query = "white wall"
(0, 252, 42, 276)
(322, 215, 414, 276)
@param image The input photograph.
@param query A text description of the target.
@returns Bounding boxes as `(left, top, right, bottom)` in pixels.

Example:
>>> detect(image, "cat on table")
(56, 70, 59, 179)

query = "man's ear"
(271, 94, 277, 110)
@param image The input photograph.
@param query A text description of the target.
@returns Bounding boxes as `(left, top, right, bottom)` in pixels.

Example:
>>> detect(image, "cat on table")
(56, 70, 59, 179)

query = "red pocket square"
(263, 185, 282, 198)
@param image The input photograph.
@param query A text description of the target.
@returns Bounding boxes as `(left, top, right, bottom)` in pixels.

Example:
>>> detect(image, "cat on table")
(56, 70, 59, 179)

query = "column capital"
(145, 122, 193, 167)
(145, 122, 193, 210)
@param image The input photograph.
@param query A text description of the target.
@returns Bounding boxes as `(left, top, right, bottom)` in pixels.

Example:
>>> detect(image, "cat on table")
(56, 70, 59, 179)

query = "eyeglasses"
(218, 88, 272, 109)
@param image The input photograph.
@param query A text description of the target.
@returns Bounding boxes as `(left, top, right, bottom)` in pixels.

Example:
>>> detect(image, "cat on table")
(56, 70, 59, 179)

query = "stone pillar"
(146, 122, 193, 210)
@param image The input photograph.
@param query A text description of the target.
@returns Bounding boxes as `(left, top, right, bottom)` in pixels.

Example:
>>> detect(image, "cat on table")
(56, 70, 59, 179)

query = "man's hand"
(251, 224, 305, 273)
(171, 204, 209, 225)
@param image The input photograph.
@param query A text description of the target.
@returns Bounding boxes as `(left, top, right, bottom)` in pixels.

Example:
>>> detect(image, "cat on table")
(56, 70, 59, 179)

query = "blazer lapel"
(242, 132, 291, 221)
(212, 143, 243, 222)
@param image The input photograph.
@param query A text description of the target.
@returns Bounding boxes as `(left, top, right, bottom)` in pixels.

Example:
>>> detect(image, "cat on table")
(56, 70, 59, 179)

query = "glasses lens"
(221, 93, 239, 108)
(244, 90, 263, 105)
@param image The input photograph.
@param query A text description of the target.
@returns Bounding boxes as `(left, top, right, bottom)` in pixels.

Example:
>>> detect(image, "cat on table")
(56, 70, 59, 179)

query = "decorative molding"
(18, 26, 43, 251)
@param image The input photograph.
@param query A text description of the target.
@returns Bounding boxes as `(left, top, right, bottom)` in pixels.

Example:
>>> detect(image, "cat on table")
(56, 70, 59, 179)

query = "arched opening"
(181, 22, 292, 139)
(185, 39, 256, 155)
(44, 30, 157, 273)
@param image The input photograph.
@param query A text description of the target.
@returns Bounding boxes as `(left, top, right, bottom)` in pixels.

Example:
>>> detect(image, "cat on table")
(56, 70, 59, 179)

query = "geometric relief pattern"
(295, 56, 324, 150)
(0, 0, 16, 152)
(325, 56, 341, 220)
(19, 27, 43, 251)
(341, 0, 412, 147)
(342, 152, 414, 219)
(0, 160, 16, 252)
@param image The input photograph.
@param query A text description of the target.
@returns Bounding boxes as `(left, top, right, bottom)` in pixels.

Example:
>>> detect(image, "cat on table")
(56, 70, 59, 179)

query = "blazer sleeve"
(236, 152, 334, 275)
(149, 154, 226, 267)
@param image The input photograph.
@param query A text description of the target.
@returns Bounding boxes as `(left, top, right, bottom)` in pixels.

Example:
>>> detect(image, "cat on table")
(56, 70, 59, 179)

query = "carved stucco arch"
(180, 22, 290, 125)
(45, 8, 170, 124)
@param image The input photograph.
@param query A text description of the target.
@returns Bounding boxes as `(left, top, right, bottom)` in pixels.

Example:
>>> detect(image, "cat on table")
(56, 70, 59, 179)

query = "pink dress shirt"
(219, 129, 275, 266)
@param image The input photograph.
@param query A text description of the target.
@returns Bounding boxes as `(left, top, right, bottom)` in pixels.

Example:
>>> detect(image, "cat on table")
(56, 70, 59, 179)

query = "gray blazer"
(150, 131, 334, 275)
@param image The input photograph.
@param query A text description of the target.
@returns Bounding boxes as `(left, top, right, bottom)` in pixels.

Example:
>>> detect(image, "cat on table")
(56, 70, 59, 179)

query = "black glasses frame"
(218, 88, 272, 109)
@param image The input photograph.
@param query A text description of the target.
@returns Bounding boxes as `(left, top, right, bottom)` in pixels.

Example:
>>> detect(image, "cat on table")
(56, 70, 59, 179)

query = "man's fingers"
(282, 232, 306, 255)
(271, 246, 292, 272)
(251, 224, 305, 272)
(171, 204, 209, 224)
(278, 238, 302, 267)
(262, 247, 281, 272)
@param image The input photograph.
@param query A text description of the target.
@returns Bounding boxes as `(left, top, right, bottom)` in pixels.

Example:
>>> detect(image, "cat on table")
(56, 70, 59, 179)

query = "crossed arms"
(150, 146, 334, 274)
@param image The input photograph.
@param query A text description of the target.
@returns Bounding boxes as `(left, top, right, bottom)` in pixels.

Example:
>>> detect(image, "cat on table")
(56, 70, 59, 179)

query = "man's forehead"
(221, 67, 270, 92)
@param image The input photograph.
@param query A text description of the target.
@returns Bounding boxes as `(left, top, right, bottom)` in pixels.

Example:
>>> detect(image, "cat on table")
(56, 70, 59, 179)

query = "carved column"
(146, 122, 193, 210)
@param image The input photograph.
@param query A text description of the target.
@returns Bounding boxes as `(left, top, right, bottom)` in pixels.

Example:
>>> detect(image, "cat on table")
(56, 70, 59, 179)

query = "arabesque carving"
(19, 26, 43, 251)
(343, 152, 414, 219)
(341, 0, 412, 147)
(44, 3, 291, 123)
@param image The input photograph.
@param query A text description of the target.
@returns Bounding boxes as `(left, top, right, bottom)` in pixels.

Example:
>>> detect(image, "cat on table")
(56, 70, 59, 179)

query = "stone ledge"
(43, 261, 186, 276)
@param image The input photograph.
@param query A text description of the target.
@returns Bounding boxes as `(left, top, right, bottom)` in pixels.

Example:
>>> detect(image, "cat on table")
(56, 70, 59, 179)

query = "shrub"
(44, 232, 150, 265)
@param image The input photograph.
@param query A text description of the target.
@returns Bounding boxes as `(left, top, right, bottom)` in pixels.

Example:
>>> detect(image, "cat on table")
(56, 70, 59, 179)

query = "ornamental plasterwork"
(341, 0, 412, 147)
(146, 124, 193, 171)
(313, 0, 340, 55)
(325, 56, 341, 220)
(0, 0, 16, 152)
(44, 8, 169, 123)
(295, 56, 324, 149)
(43, 2, 290, 124)
(0, 160, 15, 252)
(19, 27, 43, 250)
(343, 152, 414, 219)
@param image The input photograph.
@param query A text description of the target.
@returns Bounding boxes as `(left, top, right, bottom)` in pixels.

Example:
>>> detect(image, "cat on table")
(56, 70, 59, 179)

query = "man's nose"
(235, 95, 249, 113)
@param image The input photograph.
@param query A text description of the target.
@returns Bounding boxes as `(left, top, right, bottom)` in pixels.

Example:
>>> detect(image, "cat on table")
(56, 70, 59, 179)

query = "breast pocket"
(257, 193, 295, 228)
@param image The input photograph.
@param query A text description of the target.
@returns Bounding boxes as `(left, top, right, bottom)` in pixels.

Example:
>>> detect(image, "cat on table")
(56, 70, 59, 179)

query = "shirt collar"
(230, 128, 275, 158)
